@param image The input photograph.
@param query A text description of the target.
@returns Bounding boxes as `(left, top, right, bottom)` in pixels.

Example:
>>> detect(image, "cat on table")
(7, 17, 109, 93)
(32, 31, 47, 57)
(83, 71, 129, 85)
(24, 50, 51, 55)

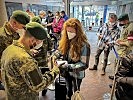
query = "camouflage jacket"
(34, 36, 53, 68)
(117, 22, 133, 57)
(0, 22, 20, 59)
(1, 40, 59, 100)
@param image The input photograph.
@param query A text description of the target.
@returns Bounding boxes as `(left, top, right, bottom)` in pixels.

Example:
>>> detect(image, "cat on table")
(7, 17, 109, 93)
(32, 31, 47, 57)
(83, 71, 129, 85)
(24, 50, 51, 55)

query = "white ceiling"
(70, 0, 133, 5)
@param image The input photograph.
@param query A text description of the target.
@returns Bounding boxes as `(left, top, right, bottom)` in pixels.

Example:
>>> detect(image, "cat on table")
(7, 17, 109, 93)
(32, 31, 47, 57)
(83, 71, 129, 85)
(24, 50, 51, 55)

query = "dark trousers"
(47, 27, 53, 34)
(94, 47, 110, 71)
(65, 73, 82, 98)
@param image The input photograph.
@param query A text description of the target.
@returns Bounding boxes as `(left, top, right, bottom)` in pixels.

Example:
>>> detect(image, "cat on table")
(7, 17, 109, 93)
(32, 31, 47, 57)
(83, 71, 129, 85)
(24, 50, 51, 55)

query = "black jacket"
(116, 54, 133, 100)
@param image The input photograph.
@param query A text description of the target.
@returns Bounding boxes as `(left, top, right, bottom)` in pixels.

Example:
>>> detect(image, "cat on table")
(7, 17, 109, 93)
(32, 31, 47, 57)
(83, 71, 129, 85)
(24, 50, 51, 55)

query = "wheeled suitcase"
(55, 75, 67, 100)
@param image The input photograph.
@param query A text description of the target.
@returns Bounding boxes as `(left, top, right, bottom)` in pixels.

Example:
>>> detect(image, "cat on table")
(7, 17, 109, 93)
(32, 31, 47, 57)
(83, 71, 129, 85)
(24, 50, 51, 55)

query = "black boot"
(89, 65, 97, 70)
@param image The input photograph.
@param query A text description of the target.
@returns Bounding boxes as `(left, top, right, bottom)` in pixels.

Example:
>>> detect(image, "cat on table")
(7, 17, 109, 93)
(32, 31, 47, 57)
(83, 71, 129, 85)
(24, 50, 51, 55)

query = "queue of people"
(0, 9, 133, 100)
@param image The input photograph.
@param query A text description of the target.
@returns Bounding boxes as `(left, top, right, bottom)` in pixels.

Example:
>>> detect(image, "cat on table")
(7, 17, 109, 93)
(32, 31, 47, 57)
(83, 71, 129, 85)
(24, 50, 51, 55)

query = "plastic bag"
(71, 90, 85, 100)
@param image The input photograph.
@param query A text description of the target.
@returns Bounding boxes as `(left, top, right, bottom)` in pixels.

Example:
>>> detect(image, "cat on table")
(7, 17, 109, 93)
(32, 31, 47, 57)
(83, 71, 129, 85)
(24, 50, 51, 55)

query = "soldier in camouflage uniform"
(33, 37, 53, 68)
(109, 14, 133, 80)
(0, 10, 30, 90)
(1, 22, 61, 100)
(31, 16, 53, 68)
(31, 16, 53, 95)
(116, 14, 133, 57)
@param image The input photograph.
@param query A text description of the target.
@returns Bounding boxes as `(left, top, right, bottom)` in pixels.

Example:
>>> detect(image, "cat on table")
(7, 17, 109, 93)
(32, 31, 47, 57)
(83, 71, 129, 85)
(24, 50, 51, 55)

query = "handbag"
(71, 72, 85, 100)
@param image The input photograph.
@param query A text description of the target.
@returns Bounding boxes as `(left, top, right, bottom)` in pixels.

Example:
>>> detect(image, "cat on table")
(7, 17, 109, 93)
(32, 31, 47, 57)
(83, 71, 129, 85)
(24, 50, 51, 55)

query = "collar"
(13, 40, 32, 56)
(3, 22, 16, 35)
(63, 14, 66, 18)
(123, 22, 130, 28)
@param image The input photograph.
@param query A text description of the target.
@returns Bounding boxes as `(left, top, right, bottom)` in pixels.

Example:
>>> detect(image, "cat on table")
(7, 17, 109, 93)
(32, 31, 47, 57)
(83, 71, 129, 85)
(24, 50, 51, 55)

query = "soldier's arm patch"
(27, 69, 43, 86)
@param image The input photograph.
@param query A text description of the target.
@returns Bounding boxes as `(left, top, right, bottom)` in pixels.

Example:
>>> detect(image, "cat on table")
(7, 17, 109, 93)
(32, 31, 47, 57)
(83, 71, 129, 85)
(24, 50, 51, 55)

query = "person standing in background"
(52, 11, 64, 48)
(95, 12, 99, 26)
(46, 11, 54, 34)
(52, 11, 64, 35)
(38, 10, 47, 26)
(89, 14, 120, 75)
(0, 10, 30, 90)
(100, 18, 103, 26)
(60, 11, 69, 21)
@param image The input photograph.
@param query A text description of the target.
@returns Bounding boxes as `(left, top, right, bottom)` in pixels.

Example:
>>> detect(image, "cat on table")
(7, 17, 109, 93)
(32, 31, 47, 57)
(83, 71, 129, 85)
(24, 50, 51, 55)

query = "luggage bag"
(55, 75, 67, 100)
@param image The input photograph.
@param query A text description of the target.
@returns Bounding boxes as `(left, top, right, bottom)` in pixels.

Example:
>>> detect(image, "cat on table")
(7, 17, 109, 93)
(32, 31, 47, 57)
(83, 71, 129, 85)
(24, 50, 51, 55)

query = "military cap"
(26, 22, 47, 40)
(31, 16, 41, 24)
(11, 10, 30, 25)
(118, 14, 129, 21)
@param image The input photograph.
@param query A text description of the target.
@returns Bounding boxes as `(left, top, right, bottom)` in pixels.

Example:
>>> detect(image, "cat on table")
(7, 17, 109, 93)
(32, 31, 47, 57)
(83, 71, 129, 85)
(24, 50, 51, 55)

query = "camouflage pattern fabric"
(34, 36, 53, 68)
(1, 40, 59, 100)
(0, 22, 20, 81)
(117, 22, 133, 57)
(0, 22, 20, 59)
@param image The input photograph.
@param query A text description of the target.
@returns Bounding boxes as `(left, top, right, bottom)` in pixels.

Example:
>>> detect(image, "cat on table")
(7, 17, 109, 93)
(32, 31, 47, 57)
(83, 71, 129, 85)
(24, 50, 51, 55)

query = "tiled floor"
(0, 27, 116, 100)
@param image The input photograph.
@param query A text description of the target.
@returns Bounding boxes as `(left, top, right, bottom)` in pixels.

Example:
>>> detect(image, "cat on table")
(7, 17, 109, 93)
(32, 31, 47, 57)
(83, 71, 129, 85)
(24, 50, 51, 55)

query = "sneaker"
(89, 65, 97, 70)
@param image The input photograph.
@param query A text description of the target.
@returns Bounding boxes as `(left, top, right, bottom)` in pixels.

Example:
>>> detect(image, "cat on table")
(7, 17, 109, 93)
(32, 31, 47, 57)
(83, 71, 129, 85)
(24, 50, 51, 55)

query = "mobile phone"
(56, 60, 68, 65)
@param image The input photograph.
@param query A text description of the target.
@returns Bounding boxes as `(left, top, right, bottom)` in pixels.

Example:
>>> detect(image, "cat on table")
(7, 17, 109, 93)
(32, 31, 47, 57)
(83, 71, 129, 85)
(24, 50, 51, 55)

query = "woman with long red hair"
(53, 18, 90, 99)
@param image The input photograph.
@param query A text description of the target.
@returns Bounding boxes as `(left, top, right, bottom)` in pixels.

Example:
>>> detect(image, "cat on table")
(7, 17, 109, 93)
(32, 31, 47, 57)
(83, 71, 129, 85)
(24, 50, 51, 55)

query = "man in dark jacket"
(46, 11, 54, 34)
(60, 11, 69, 21)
